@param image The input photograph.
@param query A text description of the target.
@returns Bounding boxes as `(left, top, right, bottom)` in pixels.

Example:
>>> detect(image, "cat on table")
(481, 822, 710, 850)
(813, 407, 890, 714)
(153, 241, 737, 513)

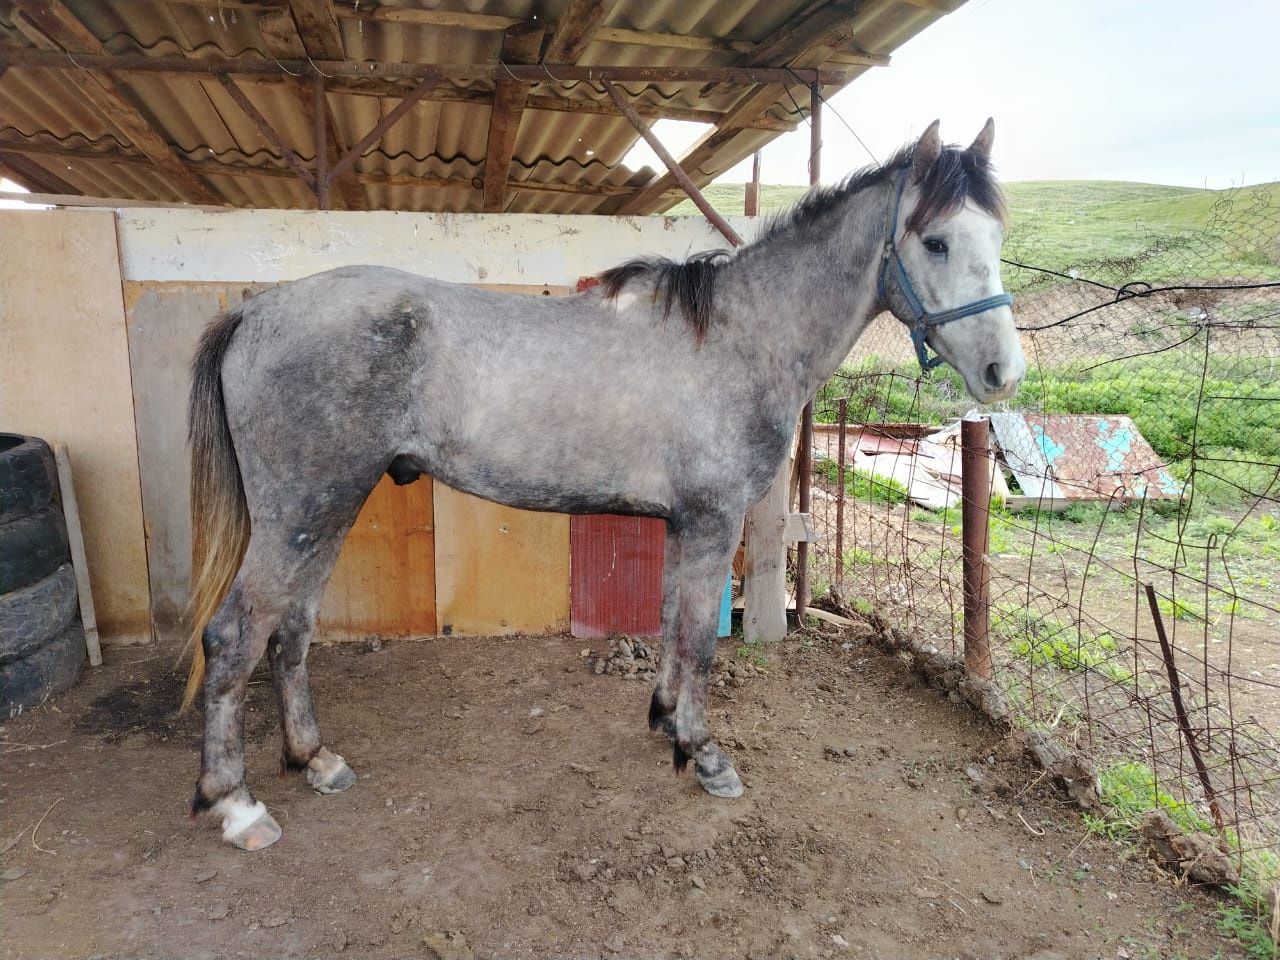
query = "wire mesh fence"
(804, 182, 1280, 898)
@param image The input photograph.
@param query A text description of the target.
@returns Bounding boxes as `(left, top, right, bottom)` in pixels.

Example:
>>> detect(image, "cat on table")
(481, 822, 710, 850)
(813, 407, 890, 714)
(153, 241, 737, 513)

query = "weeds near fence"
(804, 181, 1280, 954)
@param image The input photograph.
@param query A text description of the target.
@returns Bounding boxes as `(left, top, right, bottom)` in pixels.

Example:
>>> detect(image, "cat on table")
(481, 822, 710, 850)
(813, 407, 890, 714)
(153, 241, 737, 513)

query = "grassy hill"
(667, 180, 1280, 285)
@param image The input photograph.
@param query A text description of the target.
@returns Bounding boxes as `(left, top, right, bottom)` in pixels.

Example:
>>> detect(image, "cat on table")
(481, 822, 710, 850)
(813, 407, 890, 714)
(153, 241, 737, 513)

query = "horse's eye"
(923, 237, 948, 255)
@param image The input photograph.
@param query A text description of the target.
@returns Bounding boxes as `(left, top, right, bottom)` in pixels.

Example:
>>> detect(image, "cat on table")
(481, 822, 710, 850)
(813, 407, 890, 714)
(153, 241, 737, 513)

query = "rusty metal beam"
(0, 47, 844, 85)
(602, 79, 741, 247)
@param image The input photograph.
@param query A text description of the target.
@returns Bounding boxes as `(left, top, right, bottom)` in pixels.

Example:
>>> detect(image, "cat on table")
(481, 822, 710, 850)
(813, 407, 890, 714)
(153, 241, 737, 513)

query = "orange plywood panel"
(433, 485, 570, 636)
(320, 474, 436, 637)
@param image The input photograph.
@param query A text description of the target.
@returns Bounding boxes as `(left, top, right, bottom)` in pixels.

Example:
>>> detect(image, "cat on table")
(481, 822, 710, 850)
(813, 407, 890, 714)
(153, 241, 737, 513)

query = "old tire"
(0, 434, 57, 523)
(0, 564, 79, 665)
(0, 621, 85, 715)
(0, 507, 69, 595)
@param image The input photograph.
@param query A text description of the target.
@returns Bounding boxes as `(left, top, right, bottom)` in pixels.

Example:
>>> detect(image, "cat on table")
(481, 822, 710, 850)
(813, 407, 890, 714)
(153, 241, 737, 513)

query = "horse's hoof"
(217, 799, 283, 851)
(697, 764, 745, 799)
(307, 747, 356, 795)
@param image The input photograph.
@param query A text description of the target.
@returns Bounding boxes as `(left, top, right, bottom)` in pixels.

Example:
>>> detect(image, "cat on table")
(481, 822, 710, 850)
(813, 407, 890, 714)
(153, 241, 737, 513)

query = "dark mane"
(598, 249, 732, 343)
(762, 140, 1006, 242)
(598, 138, 1005, 341)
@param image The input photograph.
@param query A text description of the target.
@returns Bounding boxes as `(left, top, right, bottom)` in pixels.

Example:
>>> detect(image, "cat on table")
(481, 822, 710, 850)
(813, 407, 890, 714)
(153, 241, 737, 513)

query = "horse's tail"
(180, 307, 250, 712)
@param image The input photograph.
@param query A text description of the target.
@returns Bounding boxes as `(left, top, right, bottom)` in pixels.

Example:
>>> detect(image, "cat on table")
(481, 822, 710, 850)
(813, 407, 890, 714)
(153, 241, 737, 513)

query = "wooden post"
(960, 416, 992, 680)
(743, 458, 789, 643)
(744, 151, 761, 216)
(834, 397, 847, 586)
(53, 445, 102, 666)
(794, 84, 822, 615)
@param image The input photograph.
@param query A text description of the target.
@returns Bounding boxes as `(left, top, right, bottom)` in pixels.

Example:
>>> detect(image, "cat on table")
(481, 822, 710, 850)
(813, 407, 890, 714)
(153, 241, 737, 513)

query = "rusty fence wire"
(804, 182, 1280, 898)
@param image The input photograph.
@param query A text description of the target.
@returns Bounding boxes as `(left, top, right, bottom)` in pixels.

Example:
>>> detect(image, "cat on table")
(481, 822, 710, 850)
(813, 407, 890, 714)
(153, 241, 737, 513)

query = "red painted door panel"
(570, 515, 664, 638)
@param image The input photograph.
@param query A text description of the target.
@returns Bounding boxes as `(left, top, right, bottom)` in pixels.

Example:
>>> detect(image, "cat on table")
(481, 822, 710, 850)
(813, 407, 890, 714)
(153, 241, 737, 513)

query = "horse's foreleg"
(649, 524, 683, 739)
(192, 566, 289, 851)
(670, 517, 744, 799)
(268, 598, 356, 796)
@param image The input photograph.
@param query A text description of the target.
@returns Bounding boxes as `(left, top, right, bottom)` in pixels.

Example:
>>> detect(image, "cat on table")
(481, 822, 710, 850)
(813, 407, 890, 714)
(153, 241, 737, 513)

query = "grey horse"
(183, 119, 1024, 849)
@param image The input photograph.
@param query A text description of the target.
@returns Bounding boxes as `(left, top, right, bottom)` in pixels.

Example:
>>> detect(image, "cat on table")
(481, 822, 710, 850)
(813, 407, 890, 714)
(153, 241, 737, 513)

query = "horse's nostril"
(983, 363, 1003, 390)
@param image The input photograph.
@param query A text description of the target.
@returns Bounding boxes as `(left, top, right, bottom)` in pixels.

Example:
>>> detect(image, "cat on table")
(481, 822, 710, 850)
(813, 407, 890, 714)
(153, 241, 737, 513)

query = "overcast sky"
(627, 0, 1280, 189)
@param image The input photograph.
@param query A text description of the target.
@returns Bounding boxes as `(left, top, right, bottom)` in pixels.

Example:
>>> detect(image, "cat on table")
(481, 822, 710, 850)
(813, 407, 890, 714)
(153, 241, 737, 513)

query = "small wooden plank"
(742, 461, 789, 642)
(805, 607, 857, 629)
(433, 485, 570, 637)
(287, 0, 344, 59)
(52, 445, 102, 666)
(785, 512, 818, 544)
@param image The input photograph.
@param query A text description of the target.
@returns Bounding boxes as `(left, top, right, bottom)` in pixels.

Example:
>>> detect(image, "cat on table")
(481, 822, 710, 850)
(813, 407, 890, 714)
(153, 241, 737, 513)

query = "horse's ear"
(912, 120, 942, 182)
(969, 117, 995, 160)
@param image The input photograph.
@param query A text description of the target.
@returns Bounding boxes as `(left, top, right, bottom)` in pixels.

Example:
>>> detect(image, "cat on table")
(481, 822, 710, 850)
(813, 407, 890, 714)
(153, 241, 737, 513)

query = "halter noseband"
(876, 171, 1014, 372)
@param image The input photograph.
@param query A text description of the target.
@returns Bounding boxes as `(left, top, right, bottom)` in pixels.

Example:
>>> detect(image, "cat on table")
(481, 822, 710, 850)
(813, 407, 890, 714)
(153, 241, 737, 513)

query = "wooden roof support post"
(794, 84, 822, 618)
(744, 151, 761, 216)
(481, 20, 544, 212)
(601, 79, 742, 247)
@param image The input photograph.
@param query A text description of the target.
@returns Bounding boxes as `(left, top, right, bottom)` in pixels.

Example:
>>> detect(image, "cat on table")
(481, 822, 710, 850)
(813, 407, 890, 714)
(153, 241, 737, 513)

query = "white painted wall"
(117, 210, 758, 284)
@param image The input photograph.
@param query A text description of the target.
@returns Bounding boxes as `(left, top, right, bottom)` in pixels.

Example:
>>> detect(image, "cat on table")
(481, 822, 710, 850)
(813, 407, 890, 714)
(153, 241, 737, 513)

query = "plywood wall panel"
(0, 210, 150, 640)
(434, 484, 570, 636)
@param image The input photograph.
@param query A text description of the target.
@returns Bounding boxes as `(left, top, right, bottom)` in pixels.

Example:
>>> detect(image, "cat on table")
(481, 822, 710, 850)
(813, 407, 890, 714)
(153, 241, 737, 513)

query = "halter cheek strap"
(877, 171, 1014, 372)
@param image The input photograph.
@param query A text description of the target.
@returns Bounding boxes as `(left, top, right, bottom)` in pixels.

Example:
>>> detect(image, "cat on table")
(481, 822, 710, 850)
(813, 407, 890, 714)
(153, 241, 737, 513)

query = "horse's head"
(880, 119, 1025, 403)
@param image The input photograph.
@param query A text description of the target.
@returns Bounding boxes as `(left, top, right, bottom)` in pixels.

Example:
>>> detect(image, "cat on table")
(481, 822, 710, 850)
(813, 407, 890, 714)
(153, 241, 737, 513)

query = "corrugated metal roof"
(0, 0, 961, 212)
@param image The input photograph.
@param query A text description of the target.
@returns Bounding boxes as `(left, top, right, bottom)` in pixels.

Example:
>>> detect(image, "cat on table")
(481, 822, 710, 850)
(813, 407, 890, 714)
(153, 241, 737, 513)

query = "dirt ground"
(0, 628, 1248, 960)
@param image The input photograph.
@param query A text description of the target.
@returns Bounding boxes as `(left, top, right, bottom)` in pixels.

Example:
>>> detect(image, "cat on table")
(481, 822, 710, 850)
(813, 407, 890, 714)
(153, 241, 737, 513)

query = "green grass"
(816, 457, 910, 505)
(1083, 761, 1213, 840)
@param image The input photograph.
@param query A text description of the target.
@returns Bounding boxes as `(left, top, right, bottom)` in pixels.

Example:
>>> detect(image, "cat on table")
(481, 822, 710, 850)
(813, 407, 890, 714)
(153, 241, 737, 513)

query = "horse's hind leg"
(668, 513, 744, 799)
(268, 582, 356, 795)
(193, 541, 294, 850)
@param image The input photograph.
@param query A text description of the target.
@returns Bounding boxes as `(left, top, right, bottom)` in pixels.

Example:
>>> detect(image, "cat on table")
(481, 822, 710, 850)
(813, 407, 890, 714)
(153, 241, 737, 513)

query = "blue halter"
(876, 171, 1014, 372)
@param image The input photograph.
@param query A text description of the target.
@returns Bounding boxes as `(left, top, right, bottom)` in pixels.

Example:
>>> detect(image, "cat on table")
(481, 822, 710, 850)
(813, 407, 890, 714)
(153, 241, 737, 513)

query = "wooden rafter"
(287, 0, 344, 59)
(215, 75, 315, 190)
(544, 0, 618, 64)
(482, 21, 544, 212)
(0, 47, 843, 85)
(0, 151, 78, 194)
(0, 138, 668, 201)
(257, 5, 362, 208)
(10, 0, 219, 204)
(612, 0, 891, 215)
(297, 77, 797, 131)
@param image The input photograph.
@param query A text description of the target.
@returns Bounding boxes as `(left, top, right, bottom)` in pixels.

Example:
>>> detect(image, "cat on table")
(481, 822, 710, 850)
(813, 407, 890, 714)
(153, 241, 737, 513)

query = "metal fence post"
(960, 415, 993, 679)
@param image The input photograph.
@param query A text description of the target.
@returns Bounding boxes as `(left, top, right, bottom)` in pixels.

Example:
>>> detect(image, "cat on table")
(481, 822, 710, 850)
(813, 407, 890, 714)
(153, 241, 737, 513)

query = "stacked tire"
(0, 434, 86, 714)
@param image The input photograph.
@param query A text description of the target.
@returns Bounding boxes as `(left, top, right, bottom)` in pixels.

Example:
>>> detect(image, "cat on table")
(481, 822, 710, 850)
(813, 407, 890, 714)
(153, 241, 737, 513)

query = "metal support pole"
(834, 397, 847, 587)
(313, 73, 329, 210)
(795, 84, 822, 615)
(960, 416, 993, 679)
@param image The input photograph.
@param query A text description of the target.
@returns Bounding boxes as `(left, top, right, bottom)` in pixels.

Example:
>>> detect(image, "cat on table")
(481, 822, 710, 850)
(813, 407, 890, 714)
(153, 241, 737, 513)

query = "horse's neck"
(719, 183, 891, 404)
